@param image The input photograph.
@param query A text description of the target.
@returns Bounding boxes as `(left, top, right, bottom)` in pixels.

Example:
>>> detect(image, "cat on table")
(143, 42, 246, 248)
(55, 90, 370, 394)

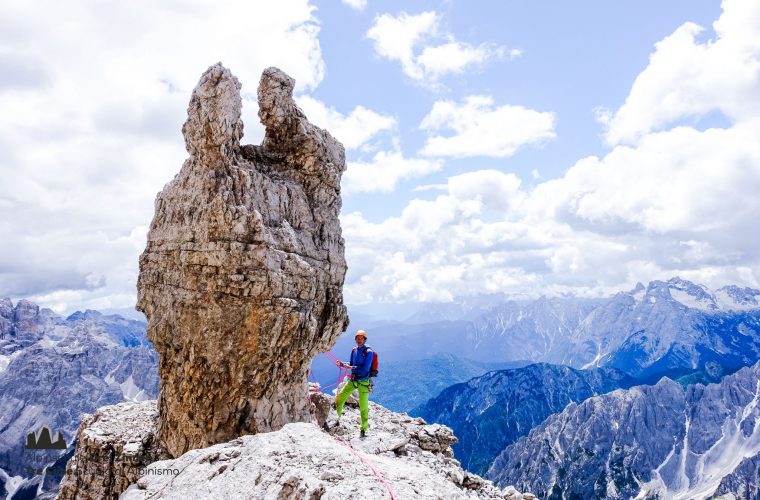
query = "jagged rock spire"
(136, 63, 348, 457)
(182, 62, 244, 163)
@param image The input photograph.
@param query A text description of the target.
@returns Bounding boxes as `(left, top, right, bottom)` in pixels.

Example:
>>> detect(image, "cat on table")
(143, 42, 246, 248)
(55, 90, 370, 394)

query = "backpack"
(363, 345, 379, 378)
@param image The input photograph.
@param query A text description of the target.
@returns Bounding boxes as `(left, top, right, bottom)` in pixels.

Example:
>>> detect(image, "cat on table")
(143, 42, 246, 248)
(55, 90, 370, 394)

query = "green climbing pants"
(336, 378, 371, 431)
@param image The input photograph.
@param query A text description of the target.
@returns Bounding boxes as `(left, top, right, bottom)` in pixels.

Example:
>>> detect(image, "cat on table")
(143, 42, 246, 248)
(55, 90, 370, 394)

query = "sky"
(1, 0, 759, 313)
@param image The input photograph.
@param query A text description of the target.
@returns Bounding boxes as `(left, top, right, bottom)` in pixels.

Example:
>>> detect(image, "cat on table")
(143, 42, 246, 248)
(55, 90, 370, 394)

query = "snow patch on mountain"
(661, 278, 760, 313)
(716, 286, 760, 311)
(631, 283, 646, 304)
(580, 347, 604, 369)
(626, 277, 760, 314)
(670, 288, 717, 311)
(0, 351, 22, 374)
(0, 467, 25, 498)
(119, 375, 150, 402)
(105, 371, 150, 402)
(640, 379, 760, 499)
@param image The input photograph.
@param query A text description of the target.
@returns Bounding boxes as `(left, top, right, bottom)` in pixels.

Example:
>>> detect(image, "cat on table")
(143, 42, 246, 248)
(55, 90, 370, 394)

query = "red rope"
(310, 352, 349, 394)
(332, 436, 397, 500)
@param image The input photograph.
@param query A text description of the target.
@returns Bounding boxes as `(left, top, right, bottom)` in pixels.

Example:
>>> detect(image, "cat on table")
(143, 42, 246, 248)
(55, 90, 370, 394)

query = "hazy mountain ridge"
(415, 363, 636, 476)
(337, 278, 760, 384)
(371, 353, 528, 413)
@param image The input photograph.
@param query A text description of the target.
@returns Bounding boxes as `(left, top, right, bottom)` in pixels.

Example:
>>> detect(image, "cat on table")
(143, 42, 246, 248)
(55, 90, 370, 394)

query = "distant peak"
(666, 276, 700, 288)
(15, 298, 39, 308)
(66, 309, 104, 321)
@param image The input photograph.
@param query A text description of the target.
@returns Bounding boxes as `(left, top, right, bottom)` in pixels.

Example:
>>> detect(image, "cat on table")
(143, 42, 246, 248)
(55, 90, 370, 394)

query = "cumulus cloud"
(343, 151, 442, 194)
(342, 170, 537, 302)
(603, 0, 760, 145)
(345, 118, 760, 302)
(296, 95, 395, 150)
(366, 11, 505, 83)
(419, 95, 556, 158)
(415, 42, 495, 79)
(344, 0, 760, 302)
(341, 0, 367, 11)
(0, 0, 325, 313)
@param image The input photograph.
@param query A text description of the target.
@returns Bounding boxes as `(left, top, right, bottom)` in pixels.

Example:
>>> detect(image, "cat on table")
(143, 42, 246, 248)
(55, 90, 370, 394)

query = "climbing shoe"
(360, 429, 366, 439)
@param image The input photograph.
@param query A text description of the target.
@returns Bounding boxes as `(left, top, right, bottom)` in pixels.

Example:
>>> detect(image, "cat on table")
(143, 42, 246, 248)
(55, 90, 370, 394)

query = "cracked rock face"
(57, 401, 168, 500)
(136, 63, 348, 457)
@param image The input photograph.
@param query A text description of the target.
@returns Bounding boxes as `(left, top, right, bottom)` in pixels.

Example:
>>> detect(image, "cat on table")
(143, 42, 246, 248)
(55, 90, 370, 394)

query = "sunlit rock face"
(136, 63, 348, 457)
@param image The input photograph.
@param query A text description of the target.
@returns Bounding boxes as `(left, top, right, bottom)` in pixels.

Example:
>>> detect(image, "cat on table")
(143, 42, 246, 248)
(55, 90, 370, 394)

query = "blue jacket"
(349, 345, 374, 381)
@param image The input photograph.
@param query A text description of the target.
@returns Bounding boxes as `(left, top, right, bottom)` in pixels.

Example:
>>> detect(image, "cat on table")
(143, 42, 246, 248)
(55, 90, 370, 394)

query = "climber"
(335, 329, 374, 438)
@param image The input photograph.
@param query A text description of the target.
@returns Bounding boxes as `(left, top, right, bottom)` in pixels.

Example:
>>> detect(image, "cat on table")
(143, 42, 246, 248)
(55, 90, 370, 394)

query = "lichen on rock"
(136, 62, 349, 457)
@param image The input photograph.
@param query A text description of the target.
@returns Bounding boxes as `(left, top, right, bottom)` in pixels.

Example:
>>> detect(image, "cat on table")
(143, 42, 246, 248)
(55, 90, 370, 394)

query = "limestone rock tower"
(136, 63, 348, 457)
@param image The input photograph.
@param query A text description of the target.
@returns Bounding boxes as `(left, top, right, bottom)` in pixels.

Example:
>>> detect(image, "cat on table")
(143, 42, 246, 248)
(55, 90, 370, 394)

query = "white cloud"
(412, 183, 447, 193)
(419, 95, 556, 158)
(604, 0, 760, 145)
(343, 151, 442, 194)
(367, 11, 438, 81)
(0, 0, 325, 313)
(341, 0, 367, 11)
(295, 95, 395, 150)
(366, 11, 505, 83)
(345, 117, 760, 302)
(343, 0, 760, 303)
(343, 170, 538, 302)
(416, 42, 498, 79)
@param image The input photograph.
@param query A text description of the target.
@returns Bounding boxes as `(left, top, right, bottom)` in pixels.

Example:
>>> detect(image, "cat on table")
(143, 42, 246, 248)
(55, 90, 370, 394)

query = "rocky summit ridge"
(59, 394, 530, 499)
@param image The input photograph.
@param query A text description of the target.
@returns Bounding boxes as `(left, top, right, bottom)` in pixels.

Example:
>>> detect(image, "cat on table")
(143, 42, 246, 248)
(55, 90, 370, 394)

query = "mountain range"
(489, 361, 760, 499)
(371, 353, 526, 413)
(323, 278, 760, 383)
(3, 276, 760, 498)
(0, 299, 158, 499)
(415, 363, 637, 476)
